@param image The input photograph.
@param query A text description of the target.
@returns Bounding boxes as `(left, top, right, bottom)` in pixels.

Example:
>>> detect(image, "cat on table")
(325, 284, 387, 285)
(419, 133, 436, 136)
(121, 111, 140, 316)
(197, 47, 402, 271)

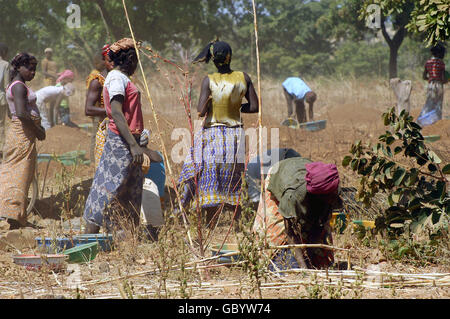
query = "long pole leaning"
(251, 0, 266, 220)
(121, 0, 198, 257)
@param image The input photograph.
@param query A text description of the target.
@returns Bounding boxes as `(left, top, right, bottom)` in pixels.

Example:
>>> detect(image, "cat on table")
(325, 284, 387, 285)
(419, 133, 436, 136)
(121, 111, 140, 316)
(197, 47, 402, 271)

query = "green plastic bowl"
(424, 135, 441, 143)
(64, 242, 99, 264)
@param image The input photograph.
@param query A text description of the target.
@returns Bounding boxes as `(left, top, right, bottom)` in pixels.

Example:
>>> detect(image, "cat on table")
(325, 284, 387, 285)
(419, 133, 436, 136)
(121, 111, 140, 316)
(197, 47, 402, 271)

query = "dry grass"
(1, 73, 449, 299)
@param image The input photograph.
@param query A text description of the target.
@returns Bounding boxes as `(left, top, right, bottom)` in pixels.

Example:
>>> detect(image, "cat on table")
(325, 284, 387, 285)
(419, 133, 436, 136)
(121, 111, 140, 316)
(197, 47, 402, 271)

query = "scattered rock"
(0, 220, 10, 231)
(98, 262, 110, 273)
(0, 228, 38, 251)
(136, 259, 146, 265)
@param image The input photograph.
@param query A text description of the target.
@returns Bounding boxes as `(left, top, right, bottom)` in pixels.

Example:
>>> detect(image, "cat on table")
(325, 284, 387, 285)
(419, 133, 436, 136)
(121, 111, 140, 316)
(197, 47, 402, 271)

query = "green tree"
(408, 0, 450, 47)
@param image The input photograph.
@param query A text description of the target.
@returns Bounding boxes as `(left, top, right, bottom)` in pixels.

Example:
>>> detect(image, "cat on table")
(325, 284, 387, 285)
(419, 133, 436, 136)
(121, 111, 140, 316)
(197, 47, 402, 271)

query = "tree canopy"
(0, 0, 448, 80)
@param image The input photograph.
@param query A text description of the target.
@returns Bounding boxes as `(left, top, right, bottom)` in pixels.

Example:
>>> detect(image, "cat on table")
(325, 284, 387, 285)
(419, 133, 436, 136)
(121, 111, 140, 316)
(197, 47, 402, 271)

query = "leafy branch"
(343, 107, 449, 235)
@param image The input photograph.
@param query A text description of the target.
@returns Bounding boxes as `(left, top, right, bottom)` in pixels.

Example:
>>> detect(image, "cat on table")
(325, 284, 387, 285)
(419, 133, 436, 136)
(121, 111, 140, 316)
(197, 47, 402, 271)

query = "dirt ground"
(0, 76, 449, 299)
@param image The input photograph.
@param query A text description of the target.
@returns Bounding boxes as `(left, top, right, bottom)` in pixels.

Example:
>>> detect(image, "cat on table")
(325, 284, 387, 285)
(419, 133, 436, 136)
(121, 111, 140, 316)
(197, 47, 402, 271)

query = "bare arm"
(12, 83, 45, 140)
(85, 79, 107, 117)
(197, 76, 212, 117)
(442, 66, 448, 84)
(240, 72, 259, 114)
(422, 66, 428, 81)
(110, 95, 143, 165)
(3, 63, 9, 91)
(143, 148, 163, 163)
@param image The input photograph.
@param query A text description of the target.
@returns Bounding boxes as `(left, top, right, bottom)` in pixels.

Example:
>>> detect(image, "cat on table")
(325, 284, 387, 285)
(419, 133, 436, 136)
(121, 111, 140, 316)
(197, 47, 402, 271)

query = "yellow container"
(352, 220, 375, 229)
(330, 213, 347, 233)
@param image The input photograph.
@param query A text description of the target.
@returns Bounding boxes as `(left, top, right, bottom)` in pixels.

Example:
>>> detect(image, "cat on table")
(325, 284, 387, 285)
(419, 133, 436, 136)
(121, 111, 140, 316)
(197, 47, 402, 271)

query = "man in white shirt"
(0, 43, 10, 157)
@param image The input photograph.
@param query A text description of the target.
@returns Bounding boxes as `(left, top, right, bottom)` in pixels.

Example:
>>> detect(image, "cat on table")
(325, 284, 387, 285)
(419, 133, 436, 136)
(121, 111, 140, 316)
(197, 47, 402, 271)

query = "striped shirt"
(425, 58, 445, 82)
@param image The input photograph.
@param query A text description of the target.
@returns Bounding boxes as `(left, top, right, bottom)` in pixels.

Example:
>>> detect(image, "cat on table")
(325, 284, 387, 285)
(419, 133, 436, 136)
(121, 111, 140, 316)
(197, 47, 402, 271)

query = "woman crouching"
(253, 158, 342, 269)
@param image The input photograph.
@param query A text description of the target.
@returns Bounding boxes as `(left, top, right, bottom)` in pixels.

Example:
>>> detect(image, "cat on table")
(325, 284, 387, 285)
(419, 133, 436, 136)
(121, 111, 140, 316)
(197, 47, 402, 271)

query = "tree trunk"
(381, 20, 406, 79)
(93, 0, 124, 41)
(389, 45, 399, 78)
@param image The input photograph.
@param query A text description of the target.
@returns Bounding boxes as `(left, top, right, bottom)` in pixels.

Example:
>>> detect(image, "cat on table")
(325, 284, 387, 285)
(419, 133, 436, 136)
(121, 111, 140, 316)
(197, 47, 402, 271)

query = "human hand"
(130, 144, 144, 165)
(36, 125, 46, 141)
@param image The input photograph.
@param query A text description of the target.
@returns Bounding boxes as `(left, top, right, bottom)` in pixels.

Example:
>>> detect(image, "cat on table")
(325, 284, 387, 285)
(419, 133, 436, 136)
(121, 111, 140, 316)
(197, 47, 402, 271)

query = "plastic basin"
(299, 120, 327, 132)
(64, 242, 99, 263)
(210, 244, 241, 264)
(35, 237, 75, 253)
(72, 234, 114, 252)
(330, 212, 347, 233)
(13, 254, 68, 271)
(352, 220, 376, 229)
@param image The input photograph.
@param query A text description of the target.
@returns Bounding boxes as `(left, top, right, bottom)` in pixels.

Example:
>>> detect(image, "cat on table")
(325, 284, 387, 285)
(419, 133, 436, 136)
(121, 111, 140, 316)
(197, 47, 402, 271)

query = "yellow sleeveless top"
(204, 71, 247, 128)
(86, 69, 106, 110)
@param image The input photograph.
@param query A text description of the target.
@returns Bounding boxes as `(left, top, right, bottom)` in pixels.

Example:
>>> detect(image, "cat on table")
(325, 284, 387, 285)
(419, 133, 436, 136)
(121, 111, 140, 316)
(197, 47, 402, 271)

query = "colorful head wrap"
(102, 44, 111, 57)
(109, 38, 141, 54)
(56, 69, 75, 83)
(193, 40, 232, 66)
(305, 162, 340, 195)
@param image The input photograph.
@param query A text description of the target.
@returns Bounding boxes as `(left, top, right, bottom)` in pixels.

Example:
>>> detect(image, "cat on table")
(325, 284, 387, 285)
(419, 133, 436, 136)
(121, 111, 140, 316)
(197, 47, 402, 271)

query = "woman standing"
(418, 44, 448, 127)
(83, 38, 145, 234)
(0, 53, 45, 228)
(177, 40, 259, 226)
(84, 45, 114, 166)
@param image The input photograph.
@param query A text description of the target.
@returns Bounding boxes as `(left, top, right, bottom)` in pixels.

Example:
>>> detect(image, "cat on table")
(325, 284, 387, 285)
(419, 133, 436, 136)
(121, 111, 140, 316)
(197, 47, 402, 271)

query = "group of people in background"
(0, 37, 446, 270)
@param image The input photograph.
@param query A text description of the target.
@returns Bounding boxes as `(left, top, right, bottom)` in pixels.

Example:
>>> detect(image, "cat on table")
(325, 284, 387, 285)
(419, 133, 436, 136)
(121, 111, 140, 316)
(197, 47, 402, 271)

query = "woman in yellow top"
(84, 45, 114, 167)
(177, 41, 259, 227)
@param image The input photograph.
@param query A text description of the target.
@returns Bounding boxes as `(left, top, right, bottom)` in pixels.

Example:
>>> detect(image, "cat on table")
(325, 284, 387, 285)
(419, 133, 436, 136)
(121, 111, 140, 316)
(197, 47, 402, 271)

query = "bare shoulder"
(242, 72, 253, 85)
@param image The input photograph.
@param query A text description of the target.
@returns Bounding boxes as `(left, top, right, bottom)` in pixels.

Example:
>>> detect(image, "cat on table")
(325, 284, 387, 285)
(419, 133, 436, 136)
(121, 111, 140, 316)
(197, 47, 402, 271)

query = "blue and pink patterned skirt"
(83, 129, 143, 229)
(178, 126, 245, 208)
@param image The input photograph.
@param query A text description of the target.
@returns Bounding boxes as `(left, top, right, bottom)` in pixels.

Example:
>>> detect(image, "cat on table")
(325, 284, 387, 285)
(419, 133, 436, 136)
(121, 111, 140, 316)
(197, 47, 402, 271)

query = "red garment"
(305, 162, 340, 194)
(425, 58, 445, 82)
(103, 81, 144, 136)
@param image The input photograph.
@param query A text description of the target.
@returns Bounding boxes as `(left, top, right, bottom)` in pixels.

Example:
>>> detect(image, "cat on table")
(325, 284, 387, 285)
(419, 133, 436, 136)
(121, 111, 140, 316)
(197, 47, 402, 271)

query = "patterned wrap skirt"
(417, 81, 444, 127)
(0, 118, 39, 225)
(83, 129, 143, 229)
(178, 126, 245, 208)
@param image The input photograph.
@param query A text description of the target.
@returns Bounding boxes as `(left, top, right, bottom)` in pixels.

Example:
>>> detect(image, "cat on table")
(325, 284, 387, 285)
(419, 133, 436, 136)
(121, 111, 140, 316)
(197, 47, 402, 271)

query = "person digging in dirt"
(85, 45, 115, 167)
(0, 53, 46, 229)
(418, 43, 448, 127)
(175, 40, 259, 229)
(83, 38, 146, 234)
(282, 76, 317, 124)
(35, 71, 76, 130)
(253, 157, 342, 270)
(51, 69, 78, 128)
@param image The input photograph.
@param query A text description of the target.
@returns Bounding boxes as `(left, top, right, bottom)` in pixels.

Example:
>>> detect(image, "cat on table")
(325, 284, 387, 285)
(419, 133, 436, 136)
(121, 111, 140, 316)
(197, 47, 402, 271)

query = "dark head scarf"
(193, 41, 232, 66)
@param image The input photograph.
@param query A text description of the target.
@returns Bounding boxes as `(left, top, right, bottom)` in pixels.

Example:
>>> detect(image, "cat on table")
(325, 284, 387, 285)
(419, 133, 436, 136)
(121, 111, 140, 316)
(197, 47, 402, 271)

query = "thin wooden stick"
(251, 0, 266, 222)
(121, 0, 197, 248)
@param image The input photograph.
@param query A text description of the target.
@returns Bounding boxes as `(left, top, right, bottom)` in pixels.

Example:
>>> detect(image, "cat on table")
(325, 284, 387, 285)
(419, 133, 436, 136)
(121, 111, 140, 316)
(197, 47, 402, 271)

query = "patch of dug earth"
(36, 125, 91, 155)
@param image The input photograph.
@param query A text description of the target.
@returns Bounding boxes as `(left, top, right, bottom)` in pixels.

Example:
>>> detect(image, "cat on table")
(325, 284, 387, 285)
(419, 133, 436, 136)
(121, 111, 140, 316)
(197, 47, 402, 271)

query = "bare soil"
(0, 77, 449, 299)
